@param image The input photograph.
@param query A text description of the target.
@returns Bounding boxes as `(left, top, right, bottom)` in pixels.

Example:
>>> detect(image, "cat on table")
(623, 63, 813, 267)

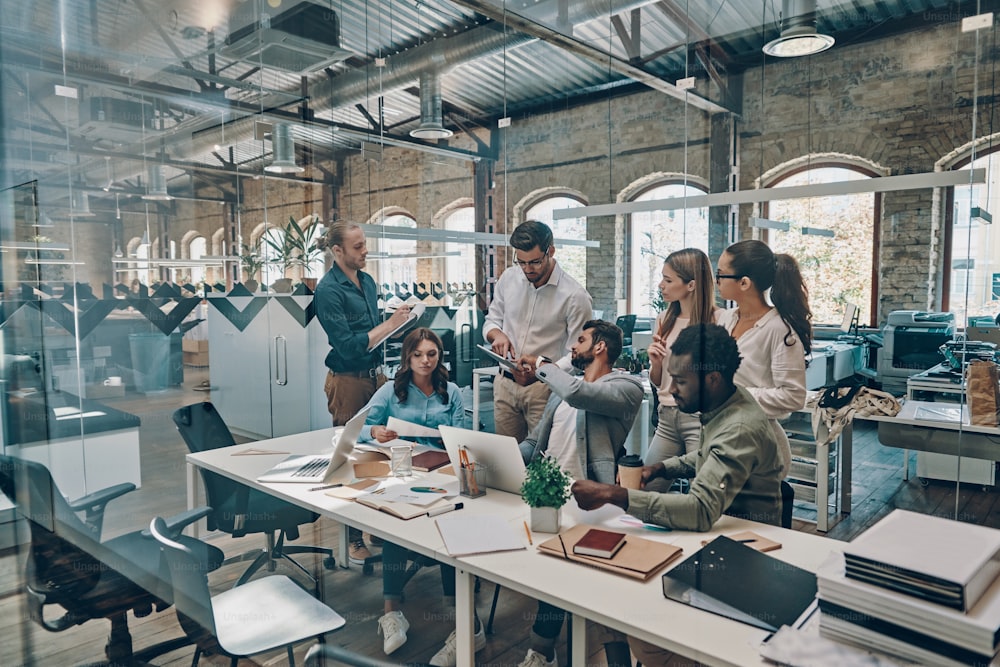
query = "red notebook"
(411, 450, 451, 472)
(573, 528, 627, 559)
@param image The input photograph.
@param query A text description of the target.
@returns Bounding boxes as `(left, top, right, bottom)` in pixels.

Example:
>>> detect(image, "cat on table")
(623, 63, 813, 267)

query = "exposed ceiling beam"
(446, 0, 729, 114)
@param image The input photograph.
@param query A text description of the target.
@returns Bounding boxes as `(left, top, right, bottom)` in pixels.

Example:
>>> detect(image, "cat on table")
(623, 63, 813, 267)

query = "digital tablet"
(476, 344, 518, 371)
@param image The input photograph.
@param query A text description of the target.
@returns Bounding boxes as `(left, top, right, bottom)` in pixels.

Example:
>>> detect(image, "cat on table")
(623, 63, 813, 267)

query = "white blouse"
(716, 307, 807, 420)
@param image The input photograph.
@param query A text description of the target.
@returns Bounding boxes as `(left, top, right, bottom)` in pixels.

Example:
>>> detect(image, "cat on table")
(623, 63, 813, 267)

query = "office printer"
(878, 310, 955, 395)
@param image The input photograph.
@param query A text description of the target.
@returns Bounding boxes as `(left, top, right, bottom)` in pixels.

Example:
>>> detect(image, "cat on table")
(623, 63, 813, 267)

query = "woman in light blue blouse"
(360, 327, 467, 448)
(365, 328, 479, 665)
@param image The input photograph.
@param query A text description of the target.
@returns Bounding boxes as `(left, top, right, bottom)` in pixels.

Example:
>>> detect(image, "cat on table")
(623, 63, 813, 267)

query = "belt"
(500, 369, 538, 386)
(330, 367, 379, 378)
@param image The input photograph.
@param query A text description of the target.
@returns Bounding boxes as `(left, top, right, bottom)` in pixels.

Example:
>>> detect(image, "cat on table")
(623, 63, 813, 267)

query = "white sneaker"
(428, 624, 487, 666)
(518, 648, 558, 667)
(377, 611, 409, 655)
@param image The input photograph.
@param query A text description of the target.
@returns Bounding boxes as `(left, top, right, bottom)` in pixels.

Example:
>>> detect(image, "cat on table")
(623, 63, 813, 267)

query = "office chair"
(615, 314, 637, 349)
(0, 454, 224, 665)
(780, 480, 795, 529)
(150, 515, 346, 667)
(172, 402, 336, 587)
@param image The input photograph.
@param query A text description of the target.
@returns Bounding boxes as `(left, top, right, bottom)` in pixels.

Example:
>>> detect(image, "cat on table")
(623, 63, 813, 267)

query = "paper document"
(368, 303, 426, 352)
(387, 416, 441, 439)
(436, 514, 526, 556)
(363, 480, 459, 506)
(914, 405, 968, 424)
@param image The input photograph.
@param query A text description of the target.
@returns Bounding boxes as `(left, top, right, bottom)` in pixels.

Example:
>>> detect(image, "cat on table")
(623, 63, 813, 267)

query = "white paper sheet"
(387, 417, 441, 438)
(436, 514, 527, 556)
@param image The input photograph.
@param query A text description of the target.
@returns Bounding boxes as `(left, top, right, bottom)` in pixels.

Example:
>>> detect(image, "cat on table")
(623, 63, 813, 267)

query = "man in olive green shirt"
(572, 322, 783, 665)
(572, 322, 783, 531)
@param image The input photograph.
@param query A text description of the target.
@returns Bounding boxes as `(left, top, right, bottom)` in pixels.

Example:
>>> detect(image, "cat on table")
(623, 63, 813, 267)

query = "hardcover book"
(411, 450, 451, 472)
(573, 528, 627, 559)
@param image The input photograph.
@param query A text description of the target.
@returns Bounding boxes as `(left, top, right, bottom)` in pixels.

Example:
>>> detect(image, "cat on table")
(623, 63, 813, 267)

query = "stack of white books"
(817, 509, 1000, 666)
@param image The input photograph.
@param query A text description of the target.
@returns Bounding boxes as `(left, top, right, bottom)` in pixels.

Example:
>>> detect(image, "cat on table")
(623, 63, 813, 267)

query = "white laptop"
(438, 425, 527, 495)
(257, 408, 370, 484)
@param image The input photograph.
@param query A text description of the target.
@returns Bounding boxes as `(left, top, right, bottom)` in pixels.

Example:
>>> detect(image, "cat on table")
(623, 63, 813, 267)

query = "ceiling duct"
(410, 71, 453, 140)
(70, 188, 96, 217)
(763, 0, 835, 57)
(143, 164, 173, 201)
(265, 123, 305, 173)
(221, 0, 352, 73)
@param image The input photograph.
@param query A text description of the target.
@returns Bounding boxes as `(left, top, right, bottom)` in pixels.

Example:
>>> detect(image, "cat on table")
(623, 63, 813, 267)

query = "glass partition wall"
(2, 0, 997, 663)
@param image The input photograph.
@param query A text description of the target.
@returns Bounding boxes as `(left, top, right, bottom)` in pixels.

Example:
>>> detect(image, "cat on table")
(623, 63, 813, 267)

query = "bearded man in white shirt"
(483, 220, 593, 441)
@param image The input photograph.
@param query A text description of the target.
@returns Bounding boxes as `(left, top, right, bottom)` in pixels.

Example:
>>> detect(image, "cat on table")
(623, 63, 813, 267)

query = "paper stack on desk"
(817, 509, 1000, 666)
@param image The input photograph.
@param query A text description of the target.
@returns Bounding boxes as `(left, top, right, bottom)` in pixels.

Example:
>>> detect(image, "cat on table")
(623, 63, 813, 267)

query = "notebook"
(257, 408, 370, 483)
(538, 523, 682, 581)
(573, 528, 627, 559)
(438, 425, 527, 495)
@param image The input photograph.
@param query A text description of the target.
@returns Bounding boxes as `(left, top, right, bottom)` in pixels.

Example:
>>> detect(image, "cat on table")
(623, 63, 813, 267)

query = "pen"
(427, 502, 464, 517)
(736, 538, 756, 544)
(309, 483, 344, 492)
(523, 520, 533, 545)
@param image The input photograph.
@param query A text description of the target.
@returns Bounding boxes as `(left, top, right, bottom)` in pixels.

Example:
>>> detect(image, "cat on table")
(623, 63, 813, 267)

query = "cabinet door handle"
(460, 323, 472, 362)
(274, 335, 288, 386)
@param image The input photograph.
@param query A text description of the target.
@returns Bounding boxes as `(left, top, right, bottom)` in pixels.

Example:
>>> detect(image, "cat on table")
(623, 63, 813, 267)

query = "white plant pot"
(530, 505, 561, 533)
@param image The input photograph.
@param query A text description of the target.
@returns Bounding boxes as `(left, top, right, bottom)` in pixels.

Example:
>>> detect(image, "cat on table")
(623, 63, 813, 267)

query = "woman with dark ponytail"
(715, 239, 812, 476)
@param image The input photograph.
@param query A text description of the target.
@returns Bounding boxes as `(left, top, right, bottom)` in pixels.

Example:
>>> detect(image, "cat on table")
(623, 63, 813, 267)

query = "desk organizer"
(459, 466, 487, 498)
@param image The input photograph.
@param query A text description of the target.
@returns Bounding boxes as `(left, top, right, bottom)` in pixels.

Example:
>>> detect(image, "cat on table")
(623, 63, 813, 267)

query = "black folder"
(661, 535, 817, 632)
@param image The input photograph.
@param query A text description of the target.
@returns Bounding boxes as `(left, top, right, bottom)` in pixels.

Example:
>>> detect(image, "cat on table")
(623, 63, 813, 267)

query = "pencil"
(558, 534, 568, 559)
(523, 520, 533, 545)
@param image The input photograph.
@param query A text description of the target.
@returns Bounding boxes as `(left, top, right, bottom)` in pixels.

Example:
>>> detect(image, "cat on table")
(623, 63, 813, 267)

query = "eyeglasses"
(514, 257, 547, 269)
(715, 270, 743, 281)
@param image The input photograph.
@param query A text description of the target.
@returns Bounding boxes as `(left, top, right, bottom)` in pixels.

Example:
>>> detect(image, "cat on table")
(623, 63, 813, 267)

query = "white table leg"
(472, 372, 481, 432)
(338, 525, 348, 569)
(571, 613, 587, 667)
(185, 461, 201, 538)
(455, 567, 475, 665)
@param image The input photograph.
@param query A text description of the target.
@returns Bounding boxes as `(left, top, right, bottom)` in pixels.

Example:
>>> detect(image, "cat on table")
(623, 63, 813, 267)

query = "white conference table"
(186, 427, 840, 667)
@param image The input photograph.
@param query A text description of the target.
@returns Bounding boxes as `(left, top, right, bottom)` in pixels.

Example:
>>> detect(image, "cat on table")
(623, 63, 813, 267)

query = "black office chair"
(0, 454, 223, 665)
(615, 314, 638, 348)
(172, 402, 336, 587)
(781, 480, 795, 529)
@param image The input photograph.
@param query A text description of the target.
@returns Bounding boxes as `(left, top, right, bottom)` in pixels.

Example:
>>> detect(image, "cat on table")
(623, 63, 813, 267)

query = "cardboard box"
(182, 339, 209, 353)
(183, 350, 209, 367)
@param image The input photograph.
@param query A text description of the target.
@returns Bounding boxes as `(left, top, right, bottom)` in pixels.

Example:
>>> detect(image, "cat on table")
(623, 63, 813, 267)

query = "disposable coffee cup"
(618, 454, 643, 490)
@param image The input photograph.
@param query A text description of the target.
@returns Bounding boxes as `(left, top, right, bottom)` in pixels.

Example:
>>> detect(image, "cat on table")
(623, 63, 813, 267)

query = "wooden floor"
(2, 368, 998, 666)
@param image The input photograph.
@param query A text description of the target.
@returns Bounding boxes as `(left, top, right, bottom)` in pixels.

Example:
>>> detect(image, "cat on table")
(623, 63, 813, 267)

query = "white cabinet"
(209, 295, 333, 439)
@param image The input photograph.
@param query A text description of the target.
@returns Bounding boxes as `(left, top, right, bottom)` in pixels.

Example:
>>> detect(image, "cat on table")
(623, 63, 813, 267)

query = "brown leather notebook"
(411, 450, 451, 472)
(538, 523, 682, 581)
(573, 528, 627, 559)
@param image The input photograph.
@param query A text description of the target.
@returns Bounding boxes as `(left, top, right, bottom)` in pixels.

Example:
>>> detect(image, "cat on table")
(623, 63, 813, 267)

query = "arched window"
(375, 214, 417, 299)
(628, 182, 709, 318)
(946, 151, 1000, 324)
(765, 166, 877, 326)
(524, 196, 586, 288)
(188, 236, 207, 285)
(443, 206, 474, 292)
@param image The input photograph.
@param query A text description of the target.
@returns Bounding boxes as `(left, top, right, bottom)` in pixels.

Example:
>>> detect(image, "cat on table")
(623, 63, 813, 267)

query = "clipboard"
(477, 344, 518, 371)
(537, 523, 682, 581)
(368, 303, 426, 352)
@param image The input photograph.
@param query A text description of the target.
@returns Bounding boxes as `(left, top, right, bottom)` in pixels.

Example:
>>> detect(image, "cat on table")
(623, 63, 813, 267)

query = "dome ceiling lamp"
(763, 0, 835, 58)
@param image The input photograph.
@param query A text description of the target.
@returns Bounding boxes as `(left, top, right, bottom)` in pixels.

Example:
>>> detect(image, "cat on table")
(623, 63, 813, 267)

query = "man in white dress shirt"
(483, 220, 592, 441)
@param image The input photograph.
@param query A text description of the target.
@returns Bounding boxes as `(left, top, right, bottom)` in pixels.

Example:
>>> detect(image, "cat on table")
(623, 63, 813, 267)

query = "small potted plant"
(520, 455, 572, 533)
(238, 240, 264, 292)
(262, 215, 324, 291)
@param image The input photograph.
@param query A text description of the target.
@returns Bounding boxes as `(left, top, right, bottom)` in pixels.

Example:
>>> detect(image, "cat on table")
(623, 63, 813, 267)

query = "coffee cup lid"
(618, 454, 643, 467)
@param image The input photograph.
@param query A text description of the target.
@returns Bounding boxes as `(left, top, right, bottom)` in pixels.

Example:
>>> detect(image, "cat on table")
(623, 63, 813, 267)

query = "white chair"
(149, 515, 346, 667)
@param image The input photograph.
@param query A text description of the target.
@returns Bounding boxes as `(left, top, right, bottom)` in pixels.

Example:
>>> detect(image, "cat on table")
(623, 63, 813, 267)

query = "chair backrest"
(172, 403, 245, 531)
(615, 314, 637, 344)
(780, 480, 794, 529)
(149, 516, 217, 637)
(0, 454, 111, 598)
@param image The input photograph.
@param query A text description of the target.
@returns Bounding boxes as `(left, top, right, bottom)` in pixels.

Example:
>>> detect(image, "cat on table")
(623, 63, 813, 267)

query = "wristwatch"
(535, 355, 552, 370)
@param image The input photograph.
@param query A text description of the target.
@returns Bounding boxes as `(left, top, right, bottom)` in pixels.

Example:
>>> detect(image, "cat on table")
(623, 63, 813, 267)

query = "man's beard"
(571, 351, 594, 371)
